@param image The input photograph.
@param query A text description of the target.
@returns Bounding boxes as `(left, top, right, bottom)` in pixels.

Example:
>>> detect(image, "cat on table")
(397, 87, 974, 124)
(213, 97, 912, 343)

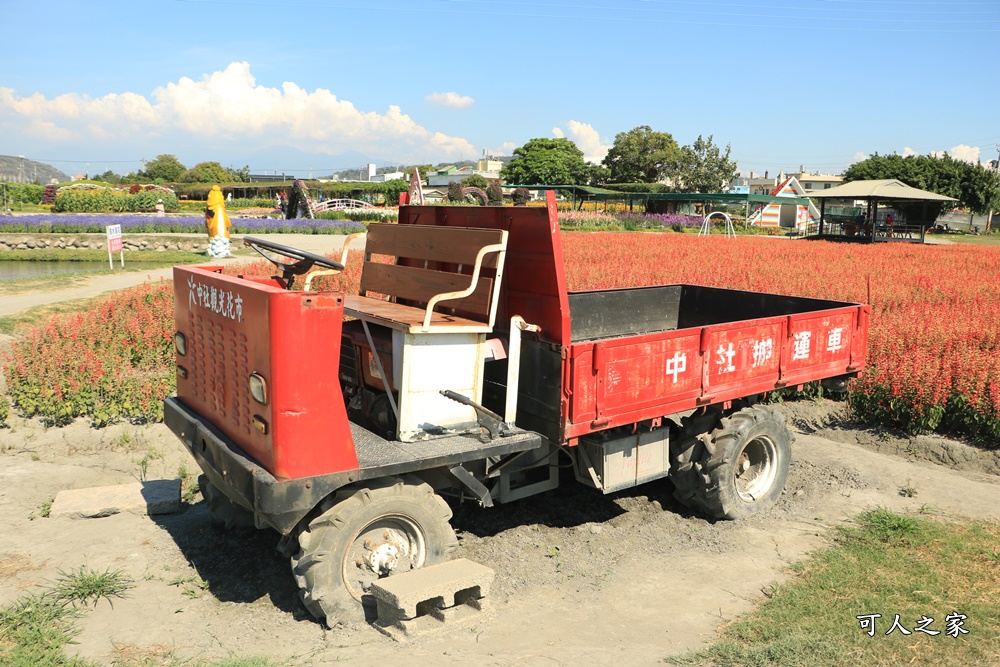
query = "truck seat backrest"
(356, 223, 507, 330)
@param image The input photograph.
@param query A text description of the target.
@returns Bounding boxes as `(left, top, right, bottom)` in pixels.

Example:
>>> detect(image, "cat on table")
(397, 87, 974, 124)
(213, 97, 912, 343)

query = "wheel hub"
(345, 518, 427, 602)
(365, 541, 400, 575)
(735, 435, 779, 502)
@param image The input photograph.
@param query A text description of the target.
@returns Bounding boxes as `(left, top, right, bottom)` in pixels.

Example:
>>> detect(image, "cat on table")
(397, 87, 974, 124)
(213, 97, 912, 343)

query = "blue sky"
(2, 0, 998, 179)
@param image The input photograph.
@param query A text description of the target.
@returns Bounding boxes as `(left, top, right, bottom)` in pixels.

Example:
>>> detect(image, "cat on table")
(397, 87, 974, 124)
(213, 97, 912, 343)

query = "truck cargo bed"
(568, 284, 856, 342)
(559, 284, 870, 440)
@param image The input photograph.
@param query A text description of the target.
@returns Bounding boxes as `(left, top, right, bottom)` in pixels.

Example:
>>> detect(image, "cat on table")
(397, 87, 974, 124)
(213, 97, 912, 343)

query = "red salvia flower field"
(4, 230, 999, 445)
(3, 281, 175, 426)
(559, 233, 1000, 443)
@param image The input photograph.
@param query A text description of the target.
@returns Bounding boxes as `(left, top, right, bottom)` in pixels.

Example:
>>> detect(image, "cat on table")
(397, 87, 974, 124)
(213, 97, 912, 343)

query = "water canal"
(0, 260, 174, 282)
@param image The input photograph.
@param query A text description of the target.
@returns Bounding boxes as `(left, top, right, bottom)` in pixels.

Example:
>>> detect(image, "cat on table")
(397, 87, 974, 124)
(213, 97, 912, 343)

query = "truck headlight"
(174, 332, 187, 356)
(249, 372, 268, 404)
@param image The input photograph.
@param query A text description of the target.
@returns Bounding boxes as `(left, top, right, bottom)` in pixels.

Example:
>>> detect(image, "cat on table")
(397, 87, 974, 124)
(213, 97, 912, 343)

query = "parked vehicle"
(164, 192, 870, 625)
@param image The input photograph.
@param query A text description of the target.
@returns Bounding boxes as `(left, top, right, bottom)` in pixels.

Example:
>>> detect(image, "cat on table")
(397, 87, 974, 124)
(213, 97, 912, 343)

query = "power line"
(30, 158, 141, 164)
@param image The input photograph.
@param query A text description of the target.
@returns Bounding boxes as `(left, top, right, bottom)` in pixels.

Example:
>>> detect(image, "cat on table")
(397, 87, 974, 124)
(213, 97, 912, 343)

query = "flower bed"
(3, 232, 1000, 445)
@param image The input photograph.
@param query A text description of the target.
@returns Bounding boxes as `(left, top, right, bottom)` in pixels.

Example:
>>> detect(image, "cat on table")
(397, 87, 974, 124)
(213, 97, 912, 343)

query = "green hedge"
(1, 182, 45, 206)
(53, 188, 180, 213)
(172, 179, 410, 203)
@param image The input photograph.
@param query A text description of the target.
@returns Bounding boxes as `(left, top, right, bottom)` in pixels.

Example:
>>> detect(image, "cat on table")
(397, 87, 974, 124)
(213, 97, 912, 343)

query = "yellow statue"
(205, 185, 233, 258)
(206, 185, 231, 237)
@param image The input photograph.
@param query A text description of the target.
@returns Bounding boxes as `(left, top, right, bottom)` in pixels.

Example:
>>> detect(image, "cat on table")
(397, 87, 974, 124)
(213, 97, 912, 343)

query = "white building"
(426, 162, 502, 187)
(790, 168, 842, 192)
(370, 171, 405, 182)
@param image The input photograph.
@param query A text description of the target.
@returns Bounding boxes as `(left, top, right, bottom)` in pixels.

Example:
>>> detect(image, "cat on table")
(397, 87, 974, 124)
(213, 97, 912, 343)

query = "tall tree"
(500, 138, 593, 185)
(226, 164, 251, 182)
(403, 164, 434, 180)
(673, 135, 738, 193)
(94, 170, 123, 184)
(179, 161, 231, 183)
(842, 153, 1000, 215)
(461, 173, 490, 191)
(602, 125, 681, 183)
(142, 154, 186, 182)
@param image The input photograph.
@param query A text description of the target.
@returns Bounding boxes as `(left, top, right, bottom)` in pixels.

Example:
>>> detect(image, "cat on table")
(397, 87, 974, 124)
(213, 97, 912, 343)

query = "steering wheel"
(243, 235, 345, 287)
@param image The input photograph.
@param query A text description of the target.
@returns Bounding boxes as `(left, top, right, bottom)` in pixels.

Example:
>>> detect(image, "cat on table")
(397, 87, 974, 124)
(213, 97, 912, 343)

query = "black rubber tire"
(668, 409, 724, 507)
(669, 406, 793, 519)
(290, 475, 457, 626)
(198, 474, 255, 529)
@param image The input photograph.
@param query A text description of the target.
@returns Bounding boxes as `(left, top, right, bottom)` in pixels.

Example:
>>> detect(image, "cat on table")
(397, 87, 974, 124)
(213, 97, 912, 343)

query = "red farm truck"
(164, 192, 870, 625)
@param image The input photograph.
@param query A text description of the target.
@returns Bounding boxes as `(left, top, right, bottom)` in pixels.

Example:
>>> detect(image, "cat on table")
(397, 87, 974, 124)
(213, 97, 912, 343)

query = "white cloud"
(492, 141, 517, 156)
(553, 120, 610, 164)
(0, 62, 476, 162)
(948, 144, 980, 163)
(852, 151, 868, 163)
(424, 91, 474, 109)
(909, 144, 980, 163)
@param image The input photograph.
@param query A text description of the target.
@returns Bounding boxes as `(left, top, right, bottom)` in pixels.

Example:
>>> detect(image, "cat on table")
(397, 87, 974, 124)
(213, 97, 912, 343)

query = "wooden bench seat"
(344, 295, 493, 333)
(344, 223, 508, 333)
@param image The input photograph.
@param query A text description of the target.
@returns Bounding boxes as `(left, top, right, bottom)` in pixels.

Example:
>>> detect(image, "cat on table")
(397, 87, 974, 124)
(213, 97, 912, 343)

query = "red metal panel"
(781, 307, 857, 384)
(703, 318, 784, 396)
(567, 330, 700, 434)
(174, 266, 358, 481)
(850, 305, 871, 373)
(568, 346, 594, 423)
(562, 305, 869, 442)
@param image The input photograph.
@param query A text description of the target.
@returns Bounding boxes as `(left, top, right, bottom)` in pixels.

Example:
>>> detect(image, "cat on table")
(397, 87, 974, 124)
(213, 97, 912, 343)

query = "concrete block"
(375, 598, 492, 642)
(50, 479, 182, 519)
(370, 558, 494, 641)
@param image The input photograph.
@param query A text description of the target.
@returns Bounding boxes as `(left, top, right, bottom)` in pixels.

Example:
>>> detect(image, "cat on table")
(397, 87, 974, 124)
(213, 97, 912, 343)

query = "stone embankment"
(0, 234, 206, 252)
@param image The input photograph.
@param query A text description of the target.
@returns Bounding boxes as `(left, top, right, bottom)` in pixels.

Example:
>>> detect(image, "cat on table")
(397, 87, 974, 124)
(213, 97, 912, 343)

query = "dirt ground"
(1, 236, 998, 667)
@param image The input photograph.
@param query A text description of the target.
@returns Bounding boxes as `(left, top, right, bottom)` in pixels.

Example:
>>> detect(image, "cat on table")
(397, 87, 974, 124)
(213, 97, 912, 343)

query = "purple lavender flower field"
(558, 210, 702, 230)
(0, 214, 365, 235)
(616, 212, 703, 228)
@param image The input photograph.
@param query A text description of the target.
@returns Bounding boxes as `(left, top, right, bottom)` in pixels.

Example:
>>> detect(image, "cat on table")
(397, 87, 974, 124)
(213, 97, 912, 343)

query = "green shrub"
(446, 180, 464, 202)
(52, 185, 179, 213)
(487, 180, 504, 205)
(1, 182, 45, 207)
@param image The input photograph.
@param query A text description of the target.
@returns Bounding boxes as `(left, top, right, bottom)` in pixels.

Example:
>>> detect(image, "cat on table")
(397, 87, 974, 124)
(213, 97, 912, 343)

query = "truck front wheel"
(670, 406, 792, 519)
(290, 476, 458, 626)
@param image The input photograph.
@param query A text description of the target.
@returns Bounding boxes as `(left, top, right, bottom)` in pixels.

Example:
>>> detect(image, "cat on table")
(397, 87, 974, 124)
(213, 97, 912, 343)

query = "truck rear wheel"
(198, 475, 254, 529)
(290, 475, 458, 626)
(670, 406, 792, 519)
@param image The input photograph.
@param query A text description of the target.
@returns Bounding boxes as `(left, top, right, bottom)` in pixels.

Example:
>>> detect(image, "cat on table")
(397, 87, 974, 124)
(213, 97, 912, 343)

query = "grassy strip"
(0, 566, 276, 666)
(669, 509, 1000, 667)
(945, 234, 1000, 246)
